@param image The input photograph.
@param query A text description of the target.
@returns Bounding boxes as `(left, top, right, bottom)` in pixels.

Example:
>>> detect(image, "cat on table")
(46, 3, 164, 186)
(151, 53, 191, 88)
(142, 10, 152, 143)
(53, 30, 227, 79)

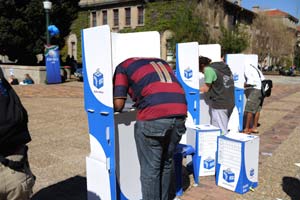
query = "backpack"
(250, 64, 273, 98)
(261, 79, 273, 97)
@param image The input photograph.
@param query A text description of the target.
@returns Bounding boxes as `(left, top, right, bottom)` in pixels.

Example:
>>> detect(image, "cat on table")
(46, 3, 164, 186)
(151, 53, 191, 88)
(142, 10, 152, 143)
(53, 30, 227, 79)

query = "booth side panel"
(176, 42, 200, 126)
(111, 31, 161, 70)
(115, 111, 142, 200)
(198, 44, 221, 63)
(226, 54, 246, 132)
(82, 25, 117, 200)
(234, 88, 245, 132)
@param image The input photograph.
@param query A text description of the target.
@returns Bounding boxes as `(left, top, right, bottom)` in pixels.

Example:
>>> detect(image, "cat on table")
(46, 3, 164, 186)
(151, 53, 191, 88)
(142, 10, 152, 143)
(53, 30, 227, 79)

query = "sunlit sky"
(242, 0, 300, 21)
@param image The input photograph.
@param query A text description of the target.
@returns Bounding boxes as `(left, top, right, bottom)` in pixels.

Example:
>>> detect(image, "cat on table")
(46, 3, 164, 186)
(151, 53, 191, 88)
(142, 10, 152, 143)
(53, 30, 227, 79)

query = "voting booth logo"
(93, 69, 104, 89)
(223, 168, 235, 183)
(204, 157, 215, 169)
(233, 73, 239, 81)
(250, 168, 255, 177)
(184, 67, 193, 79)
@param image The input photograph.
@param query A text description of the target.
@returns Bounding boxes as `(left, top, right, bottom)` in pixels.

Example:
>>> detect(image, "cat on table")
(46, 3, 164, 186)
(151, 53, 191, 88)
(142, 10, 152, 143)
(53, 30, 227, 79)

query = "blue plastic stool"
(173, 144, 195, 197)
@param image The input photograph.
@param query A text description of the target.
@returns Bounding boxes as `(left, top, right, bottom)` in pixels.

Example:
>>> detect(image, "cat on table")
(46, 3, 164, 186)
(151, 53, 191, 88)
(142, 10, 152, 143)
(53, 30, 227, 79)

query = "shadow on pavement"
(31, 176, 87, 200)
(31, 168, 191, 200)
(282, 176, 300, 200)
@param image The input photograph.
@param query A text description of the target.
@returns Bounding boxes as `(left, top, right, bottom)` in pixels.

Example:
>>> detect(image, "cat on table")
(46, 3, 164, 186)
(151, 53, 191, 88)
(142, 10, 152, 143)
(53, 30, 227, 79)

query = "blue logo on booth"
(93, 69, 104, 89)
(250, 168, 255, 177)
(223, 168, 235, 183)
(204, 157, 215, 169)
(184, 67, 193, 79)
(233, 73, 239, 81)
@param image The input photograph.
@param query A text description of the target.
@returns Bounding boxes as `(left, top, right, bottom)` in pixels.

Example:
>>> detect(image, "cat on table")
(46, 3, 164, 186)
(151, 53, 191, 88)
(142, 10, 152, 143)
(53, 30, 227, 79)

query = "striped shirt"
(113, 57, 187, 120)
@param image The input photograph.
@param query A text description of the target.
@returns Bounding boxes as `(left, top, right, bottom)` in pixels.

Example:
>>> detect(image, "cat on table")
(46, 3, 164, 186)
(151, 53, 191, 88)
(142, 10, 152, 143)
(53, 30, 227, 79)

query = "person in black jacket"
(0, 68, 35, 200)
(199, 56, 235, 135)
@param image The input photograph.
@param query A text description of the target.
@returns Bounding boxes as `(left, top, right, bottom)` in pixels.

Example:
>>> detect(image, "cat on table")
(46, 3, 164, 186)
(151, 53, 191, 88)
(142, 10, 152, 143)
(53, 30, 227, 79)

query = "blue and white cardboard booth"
(82, 25, 160, 200)
(185, 124, 221, 183)
(226, 54, 259, 132)
(216, 132, 259, 194)
(176, 43, 222, 128)
(176, 43, 223, 184)
(226, 54, 246, 132)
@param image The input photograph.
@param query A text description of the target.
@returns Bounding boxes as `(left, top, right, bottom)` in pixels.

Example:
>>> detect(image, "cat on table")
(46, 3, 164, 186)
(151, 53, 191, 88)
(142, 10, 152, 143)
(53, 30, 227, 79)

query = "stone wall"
(0, 64, 46, 84)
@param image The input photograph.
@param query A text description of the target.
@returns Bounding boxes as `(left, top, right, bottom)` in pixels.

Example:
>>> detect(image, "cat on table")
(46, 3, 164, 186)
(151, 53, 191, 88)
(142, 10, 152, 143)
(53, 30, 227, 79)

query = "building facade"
(79, 0, 145, 31)
(77, 0, 256, 64)
(252, 6, 299, 66)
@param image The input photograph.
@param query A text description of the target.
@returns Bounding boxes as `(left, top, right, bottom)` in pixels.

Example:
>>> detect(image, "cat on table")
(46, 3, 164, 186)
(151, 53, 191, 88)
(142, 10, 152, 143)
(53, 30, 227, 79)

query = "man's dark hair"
(198, 56, 211, 72)
(199, 56, 211, 66)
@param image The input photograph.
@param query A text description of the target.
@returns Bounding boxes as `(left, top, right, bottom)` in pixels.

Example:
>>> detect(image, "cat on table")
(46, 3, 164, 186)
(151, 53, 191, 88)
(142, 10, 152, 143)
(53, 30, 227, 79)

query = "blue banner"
(45, 45, 61, 84)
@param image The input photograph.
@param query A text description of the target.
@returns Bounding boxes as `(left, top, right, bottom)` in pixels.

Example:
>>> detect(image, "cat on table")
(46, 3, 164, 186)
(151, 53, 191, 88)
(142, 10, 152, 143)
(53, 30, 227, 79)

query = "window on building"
(137, 6, 144, 25)
(71, 42, 76, 59)
(102, 10, 107, 25)
(113, 9, 119, 26)
(166, 39, 174, 62)
(125, 7, 131, 26)
(91, 11, 97, 27)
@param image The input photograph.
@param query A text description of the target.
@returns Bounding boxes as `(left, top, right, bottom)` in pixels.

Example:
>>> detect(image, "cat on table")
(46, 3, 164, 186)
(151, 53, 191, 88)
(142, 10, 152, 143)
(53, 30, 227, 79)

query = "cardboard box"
(216, 133, 259, 194)
(186, 124, 221, 177)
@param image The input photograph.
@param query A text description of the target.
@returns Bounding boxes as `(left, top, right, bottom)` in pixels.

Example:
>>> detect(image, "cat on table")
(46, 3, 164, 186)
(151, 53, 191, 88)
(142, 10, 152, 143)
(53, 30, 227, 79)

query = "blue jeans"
(134, 117, 186, 200)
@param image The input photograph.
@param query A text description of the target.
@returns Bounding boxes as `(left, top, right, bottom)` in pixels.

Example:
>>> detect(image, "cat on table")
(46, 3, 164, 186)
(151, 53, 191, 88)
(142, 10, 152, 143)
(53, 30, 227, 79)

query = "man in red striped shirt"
(113, 57, 187, 200)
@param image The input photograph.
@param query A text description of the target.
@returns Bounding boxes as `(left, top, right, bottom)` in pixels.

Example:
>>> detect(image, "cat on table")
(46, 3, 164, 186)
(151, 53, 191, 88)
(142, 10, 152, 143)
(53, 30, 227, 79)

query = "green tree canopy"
(219, 24, 249, 54)
(0, 0, 79, 65)
(121, 0, 209, 53)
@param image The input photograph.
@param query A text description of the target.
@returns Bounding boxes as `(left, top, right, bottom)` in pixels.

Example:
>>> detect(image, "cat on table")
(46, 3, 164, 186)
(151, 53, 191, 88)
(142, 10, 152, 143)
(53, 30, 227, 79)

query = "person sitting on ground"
(8, 75, 19, 85)
(20, 74, 34, 85)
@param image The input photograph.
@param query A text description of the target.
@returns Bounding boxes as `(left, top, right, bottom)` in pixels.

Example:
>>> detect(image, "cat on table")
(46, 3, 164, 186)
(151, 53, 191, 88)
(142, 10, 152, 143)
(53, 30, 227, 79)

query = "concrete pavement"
(12, 75, 300, 200)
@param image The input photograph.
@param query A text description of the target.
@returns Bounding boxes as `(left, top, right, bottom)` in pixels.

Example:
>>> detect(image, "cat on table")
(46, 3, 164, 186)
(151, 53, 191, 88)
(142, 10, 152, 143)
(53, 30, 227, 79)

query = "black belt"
(166, 116, 186, 120)
(0, 146, 28, 170)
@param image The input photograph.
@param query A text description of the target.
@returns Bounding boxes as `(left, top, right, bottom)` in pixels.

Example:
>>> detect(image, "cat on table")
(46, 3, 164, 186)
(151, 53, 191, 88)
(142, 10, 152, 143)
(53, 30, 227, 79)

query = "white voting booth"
(176, 43, 223, 184)
(176, 43, 223, 128)
(82, 25, 160, 200)
(226, 54, 246, 132)
(226, 54, 259, 132)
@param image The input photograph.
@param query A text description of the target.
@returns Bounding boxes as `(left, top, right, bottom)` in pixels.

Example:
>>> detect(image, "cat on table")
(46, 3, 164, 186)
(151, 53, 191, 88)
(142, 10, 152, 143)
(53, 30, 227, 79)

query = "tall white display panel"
(226, 54, 259, 132)
(82, 25, 160, 200)
(176, 43, 222, 184)
(216, 133, 259, 194)
(226, 54, 246, 132)
(176, 42, 200, 126)
(176, 43, 222, 127)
